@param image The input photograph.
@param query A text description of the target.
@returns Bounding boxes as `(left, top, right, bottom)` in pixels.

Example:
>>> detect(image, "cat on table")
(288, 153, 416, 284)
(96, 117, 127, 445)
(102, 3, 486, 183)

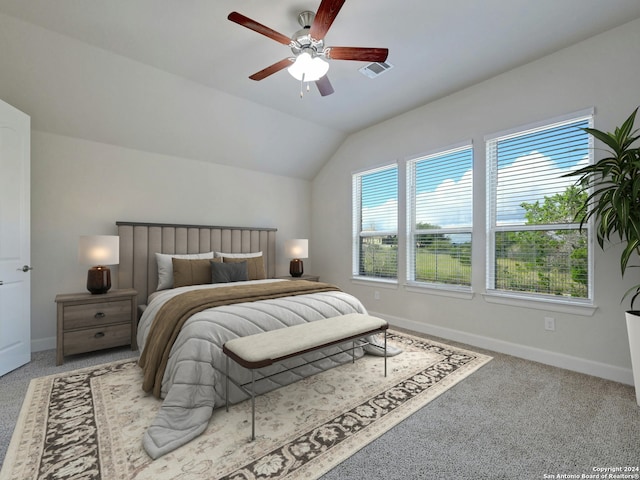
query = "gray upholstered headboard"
(116, 221, 277, 305)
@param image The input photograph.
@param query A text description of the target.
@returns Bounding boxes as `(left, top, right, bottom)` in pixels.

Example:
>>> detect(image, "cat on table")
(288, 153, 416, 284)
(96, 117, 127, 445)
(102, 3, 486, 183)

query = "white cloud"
(362, 198, 398, 232)
(415, 168, 473, 228)
(495, 151, 585, 224)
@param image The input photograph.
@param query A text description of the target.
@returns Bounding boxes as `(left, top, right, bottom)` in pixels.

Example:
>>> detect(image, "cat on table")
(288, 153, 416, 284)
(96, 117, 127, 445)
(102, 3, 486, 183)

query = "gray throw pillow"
(211, 260, 249, 283)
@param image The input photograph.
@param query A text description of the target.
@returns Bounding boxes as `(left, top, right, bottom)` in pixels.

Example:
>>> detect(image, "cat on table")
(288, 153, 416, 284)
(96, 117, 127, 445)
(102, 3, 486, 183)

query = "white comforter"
(137, 279, 368, 459)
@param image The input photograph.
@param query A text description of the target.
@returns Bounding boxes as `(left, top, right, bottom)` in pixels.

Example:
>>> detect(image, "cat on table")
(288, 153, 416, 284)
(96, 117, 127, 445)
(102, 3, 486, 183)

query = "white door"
(0, 99, 31, 377)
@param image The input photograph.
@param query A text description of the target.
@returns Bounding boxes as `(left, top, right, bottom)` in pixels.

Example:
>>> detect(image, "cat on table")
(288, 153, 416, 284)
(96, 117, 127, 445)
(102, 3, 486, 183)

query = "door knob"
(19, 265, 33, 272)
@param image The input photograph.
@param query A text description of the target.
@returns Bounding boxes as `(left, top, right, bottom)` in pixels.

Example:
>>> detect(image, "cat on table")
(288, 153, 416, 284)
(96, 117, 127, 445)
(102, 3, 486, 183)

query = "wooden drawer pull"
(94, 312, 106, 319)
(94, 332, 105, 338)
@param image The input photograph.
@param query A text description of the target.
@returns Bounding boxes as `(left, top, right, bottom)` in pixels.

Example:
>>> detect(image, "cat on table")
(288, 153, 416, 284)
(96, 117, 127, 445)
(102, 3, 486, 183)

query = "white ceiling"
(1, 0, 640, 179)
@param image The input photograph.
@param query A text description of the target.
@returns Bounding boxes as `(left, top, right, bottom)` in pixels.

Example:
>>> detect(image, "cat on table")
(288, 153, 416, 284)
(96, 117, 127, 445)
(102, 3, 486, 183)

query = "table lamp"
(285, 239, 308, 277)
(78, 235, 119, 294)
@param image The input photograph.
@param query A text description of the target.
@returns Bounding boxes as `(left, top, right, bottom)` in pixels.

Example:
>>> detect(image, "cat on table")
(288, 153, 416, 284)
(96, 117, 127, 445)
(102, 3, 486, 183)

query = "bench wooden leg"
(225, 356, 229, 412)
(251, 370, 256, 441)
(384, 330, 387, 377)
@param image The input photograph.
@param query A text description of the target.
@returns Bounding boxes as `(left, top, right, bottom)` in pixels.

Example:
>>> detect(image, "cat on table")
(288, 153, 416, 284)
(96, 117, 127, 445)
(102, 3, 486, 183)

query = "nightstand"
(276, 274, 320, 282)
(55, 288, 138, 365)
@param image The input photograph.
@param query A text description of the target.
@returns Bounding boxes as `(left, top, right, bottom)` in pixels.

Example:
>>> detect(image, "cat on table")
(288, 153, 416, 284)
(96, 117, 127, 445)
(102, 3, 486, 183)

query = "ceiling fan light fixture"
(287, 52, 329, 82)
(228, 2, 388, 97)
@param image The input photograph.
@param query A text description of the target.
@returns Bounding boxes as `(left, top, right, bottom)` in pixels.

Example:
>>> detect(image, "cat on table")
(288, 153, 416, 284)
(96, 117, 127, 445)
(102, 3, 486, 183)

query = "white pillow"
(155, 252, 214, 290)
(214, 251, 263, 259)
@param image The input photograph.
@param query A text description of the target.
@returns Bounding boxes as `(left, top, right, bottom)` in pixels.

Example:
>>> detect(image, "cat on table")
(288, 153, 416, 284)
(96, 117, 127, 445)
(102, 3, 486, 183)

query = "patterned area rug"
(1, 330, 491, 480)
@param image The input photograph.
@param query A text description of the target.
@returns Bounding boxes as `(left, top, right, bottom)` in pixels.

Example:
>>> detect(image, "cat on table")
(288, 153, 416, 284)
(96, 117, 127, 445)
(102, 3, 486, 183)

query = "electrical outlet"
(544, 317, 555, 331)
(374, 291, 380, 301)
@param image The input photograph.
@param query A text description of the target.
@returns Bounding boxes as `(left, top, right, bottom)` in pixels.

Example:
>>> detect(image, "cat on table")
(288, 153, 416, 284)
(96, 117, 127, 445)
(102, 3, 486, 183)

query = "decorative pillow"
(155, 252, 214, 290)
(214, 251, 263, 259)
(222, 256, 266, 280)
(172, 257, 221, 288)
(211, 260, 249, 283)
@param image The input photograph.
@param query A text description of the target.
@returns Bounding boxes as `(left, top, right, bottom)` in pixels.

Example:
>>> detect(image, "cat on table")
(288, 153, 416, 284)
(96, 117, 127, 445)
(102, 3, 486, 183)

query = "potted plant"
(563, 107, 640, 405)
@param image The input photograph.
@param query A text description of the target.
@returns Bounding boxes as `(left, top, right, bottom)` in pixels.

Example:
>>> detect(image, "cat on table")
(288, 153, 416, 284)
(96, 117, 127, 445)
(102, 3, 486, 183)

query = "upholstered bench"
(223, 313, 389, 440)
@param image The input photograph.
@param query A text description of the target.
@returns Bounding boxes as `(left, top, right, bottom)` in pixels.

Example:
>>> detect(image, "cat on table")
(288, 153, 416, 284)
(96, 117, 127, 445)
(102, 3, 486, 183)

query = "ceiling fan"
(228, 0, 389, 97)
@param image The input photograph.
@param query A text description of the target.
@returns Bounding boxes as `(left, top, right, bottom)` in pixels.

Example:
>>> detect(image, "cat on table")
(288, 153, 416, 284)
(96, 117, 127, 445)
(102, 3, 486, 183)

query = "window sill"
(405, 282, 474, 300)
(351, 277, 398, 290)
(482, 291, 597, 316)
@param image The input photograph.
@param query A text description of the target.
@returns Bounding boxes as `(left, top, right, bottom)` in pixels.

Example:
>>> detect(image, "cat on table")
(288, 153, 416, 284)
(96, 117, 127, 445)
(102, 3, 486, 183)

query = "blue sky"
(494, 119, 590, 225)
(496, 119, 589, 170)
(360, 119, 590, 231)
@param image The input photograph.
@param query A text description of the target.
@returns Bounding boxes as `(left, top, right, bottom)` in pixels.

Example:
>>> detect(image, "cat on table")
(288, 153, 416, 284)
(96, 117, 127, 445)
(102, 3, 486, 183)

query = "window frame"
(406, 142, 474, 292)
(352, 163, 399, 283)
(485, 109, 595, 305)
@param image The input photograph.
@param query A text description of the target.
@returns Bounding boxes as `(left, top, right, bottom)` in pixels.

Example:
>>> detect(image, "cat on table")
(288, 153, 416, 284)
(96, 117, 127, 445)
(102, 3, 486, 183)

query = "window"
(407, 144, 473, 288)
(352, 164, 398, 280)
(486, 112, 593, 301)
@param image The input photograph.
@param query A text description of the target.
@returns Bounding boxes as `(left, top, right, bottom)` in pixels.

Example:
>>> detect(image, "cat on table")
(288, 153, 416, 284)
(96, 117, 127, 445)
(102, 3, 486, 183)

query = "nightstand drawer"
(63, 300, 131, 330)
(63, 323, 132, 356)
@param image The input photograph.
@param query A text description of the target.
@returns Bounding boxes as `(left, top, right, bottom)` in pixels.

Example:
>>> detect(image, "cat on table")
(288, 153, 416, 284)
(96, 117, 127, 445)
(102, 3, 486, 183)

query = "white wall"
(30, 131, 311, 350)
(311, 18, 640, 384)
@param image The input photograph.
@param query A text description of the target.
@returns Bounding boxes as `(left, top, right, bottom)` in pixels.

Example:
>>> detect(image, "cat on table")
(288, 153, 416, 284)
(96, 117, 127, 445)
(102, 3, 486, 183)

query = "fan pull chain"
(299, 73, 306, 99)
(299, 82, 311, 99)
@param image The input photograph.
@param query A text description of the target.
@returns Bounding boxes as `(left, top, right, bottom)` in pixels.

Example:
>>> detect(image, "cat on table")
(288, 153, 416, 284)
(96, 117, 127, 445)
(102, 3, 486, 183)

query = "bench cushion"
(223, 313, 387, 368)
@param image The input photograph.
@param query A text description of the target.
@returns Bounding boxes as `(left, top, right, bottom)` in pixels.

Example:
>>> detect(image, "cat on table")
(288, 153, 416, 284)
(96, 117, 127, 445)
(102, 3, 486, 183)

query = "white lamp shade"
(287, 53, 329, 82)
(285, 239, 308, 259)
(78, 235, 119, 266)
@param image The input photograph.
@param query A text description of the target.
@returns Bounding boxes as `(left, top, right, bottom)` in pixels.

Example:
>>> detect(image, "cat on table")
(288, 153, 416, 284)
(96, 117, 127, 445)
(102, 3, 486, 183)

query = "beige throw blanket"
(138, 280, 341, 397)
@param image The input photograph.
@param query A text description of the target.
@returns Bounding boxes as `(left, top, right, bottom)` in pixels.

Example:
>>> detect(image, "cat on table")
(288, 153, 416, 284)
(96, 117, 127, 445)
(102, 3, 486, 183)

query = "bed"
(116, 221, 381, 459)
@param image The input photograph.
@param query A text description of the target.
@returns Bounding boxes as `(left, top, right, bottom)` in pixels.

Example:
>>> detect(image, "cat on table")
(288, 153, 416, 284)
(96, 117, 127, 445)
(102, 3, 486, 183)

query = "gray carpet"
(1, 332, 638, 480)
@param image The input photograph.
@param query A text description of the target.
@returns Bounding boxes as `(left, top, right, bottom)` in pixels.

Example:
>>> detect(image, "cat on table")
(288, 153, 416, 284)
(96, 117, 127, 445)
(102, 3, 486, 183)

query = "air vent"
(359, 61, 394, 78)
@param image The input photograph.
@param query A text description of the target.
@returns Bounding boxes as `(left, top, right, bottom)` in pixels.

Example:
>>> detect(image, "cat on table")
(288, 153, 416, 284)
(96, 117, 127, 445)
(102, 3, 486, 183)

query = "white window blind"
(407, 145, 473, 287)
(352, 164, 398, 280)
(486, 113, 593, 300)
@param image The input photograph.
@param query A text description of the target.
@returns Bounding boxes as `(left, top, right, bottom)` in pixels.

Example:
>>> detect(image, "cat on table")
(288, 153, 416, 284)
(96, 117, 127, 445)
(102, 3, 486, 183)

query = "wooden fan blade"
(309, 0, 346, 39)
(249, 58, 293, 81)
(326, 47, 389, 62)
(228, 12, 292, 46)
(315, 75, 335, 96)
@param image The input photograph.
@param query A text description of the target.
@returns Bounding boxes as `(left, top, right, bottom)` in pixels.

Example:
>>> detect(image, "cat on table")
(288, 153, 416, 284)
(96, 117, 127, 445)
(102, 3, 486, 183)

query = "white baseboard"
(370, 310, 634, 386)
(31, 336, 56, 353)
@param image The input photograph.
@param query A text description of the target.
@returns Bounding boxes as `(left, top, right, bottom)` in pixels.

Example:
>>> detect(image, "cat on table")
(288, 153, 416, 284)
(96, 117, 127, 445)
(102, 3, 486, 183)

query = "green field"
(360, 243, 587, 297)
(494, 256, 587, 297)
(414, 250, 471, 285)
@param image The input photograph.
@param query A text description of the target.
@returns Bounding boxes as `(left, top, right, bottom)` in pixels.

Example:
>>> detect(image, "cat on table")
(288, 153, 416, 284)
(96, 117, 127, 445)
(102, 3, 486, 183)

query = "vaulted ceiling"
(1, 0, 640, 179)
